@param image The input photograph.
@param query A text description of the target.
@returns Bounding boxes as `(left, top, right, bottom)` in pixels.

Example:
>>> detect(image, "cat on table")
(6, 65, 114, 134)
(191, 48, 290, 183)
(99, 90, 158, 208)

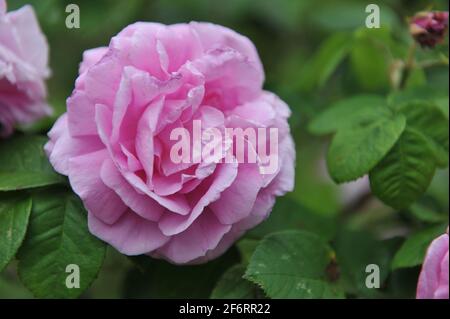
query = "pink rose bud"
(0, 0, 51, 137)
(45, 22, 295, 264)
(417, 228, 449, 299)
(410, 11, 449, 48)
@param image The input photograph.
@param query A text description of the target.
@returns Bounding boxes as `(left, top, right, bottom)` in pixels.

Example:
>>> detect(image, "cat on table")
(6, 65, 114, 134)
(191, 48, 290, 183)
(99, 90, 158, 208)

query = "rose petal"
(152, 209, 231, 264)
(88, 210, 169, 255)
(158, 161, 238, 236)
(69, 149, 127, 224)
(100, 158, 164, 222)
(417, 233, 449, 299)
(45, 114, 104, 175)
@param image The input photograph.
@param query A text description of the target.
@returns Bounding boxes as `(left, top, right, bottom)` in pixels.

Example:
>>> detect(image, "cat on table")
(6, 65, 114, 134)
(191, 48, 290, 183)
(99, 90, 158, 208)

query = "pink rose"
(45, 22, 295, 264)
(0, 0, 51, 137)
(410, 11, 449, 48)
(416, 228, 449, 299)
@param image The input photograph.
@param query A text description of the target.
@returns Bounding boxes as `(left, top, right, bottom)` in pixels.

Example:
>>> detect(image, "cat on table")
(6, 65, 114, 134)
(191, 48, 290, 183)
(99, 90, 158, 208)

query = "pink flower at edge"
(410, 11, 449, 48)
(45, 22, 295, 264)
(417, 228, 449, 299)
(0, 0, 51, 137)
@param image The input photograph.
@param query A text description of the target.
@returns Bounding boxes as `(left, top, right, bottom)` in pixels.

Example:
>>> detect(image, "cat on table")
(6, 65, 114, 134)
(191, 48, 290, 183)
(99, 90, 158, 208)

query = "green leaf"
(211, 264, 265, 299)
(409, 204, 448, 223)
(17, 189, 106, 298)
(0, 194, 32, 272)
(395, 101, 449, 167)
(369, 128, 437, 209)
(299, 33, 352, 91)
(350, 28, 391, 91)
(244, 230, 344, 299)
(308, 95, 389, 135)
(334, 229, 398, 298)
(391, 225, 447, 270)
(435, 97, 449, 120)
(315, 34, 352, 88)
(0, 135, 64, 191)
(327, 114, 406, 183)
(124, 247, 240, 298)
(387, 86, 447, 108)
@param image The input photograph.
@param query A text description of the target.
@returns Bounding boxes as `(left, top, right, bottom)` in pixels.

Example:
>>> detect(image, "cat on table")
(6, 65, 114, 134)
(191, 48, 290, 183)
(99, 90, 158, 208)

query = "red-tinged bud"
(410, 11, 449, 48)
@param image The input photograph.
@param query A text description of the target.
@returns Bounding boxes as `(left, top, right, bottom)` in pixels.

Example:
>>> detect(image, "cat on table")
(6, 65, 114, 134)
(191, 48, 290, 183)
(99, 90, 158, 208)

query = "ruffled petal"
(152, 210, 231, 264)
(417, 233, 449, 299)
(68, 149, 127, 224)
(100, 158, 164, 222)
(158, 161, 238, 236)
(88, 210, 169, 255)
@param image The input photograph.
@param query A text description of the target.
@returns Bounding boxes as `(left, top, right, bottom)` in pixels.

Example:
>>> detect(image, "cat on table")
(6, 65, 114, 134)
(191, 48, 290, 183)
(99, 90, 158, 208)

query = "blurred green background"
(1, 0, 448, 298)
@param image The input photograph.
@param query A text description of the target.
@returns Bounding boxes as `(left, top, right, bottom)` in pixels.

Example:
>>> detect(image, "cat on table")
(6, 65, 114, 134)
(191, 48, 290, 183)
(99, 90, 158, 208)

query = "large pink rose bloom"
(45, 22, 295, 264)
(0, 0, 50, 137)
(417, 228, 449, 299)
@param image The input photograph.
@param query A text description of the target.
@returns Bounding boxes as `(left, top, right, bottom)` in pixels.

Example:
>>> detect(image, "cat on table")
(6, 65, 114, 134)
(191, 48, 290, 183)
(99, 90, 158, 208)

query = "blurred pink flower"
(410, 11, 449, 48)
(45, 22, 295, 264)
(417, 228, 449, 299)
(0, 0, 51, 137)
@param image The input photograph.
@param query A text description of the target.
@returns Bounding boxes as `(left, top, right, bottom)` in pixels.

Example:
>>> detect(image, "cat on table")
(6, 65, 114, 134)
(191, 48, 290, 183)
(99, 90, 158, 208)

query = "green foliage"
(17, 189, 106, 298)
(244, 231, 344, 299)
(309, 2, 398, 31)
(409, 204, 448, 224)
(0, 136, 64, 191)
(393, 101, 449, 167)
(350, 28, 392, 91)
(0, 135, 105, 298)
(308, 95, 389, 135)
(302, 8, 448, 298)
(387, 86, 447, 108)
(211, 264, 264, 299)
(370, 129, 438, 209)
(435, 98, 449, 119)
(391, 224, 448, 270)
(311, 90, 449, 209)
(248, 197, 337, 241)
(0, 194, 32, 271)
(124, 248, 240, 298)
(334, 229, 398, 298)
(327, 113, 406, 183)
(299, 33, 352, 92)
(236, 239, 259, 264)
(1, 0, 449, 300)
